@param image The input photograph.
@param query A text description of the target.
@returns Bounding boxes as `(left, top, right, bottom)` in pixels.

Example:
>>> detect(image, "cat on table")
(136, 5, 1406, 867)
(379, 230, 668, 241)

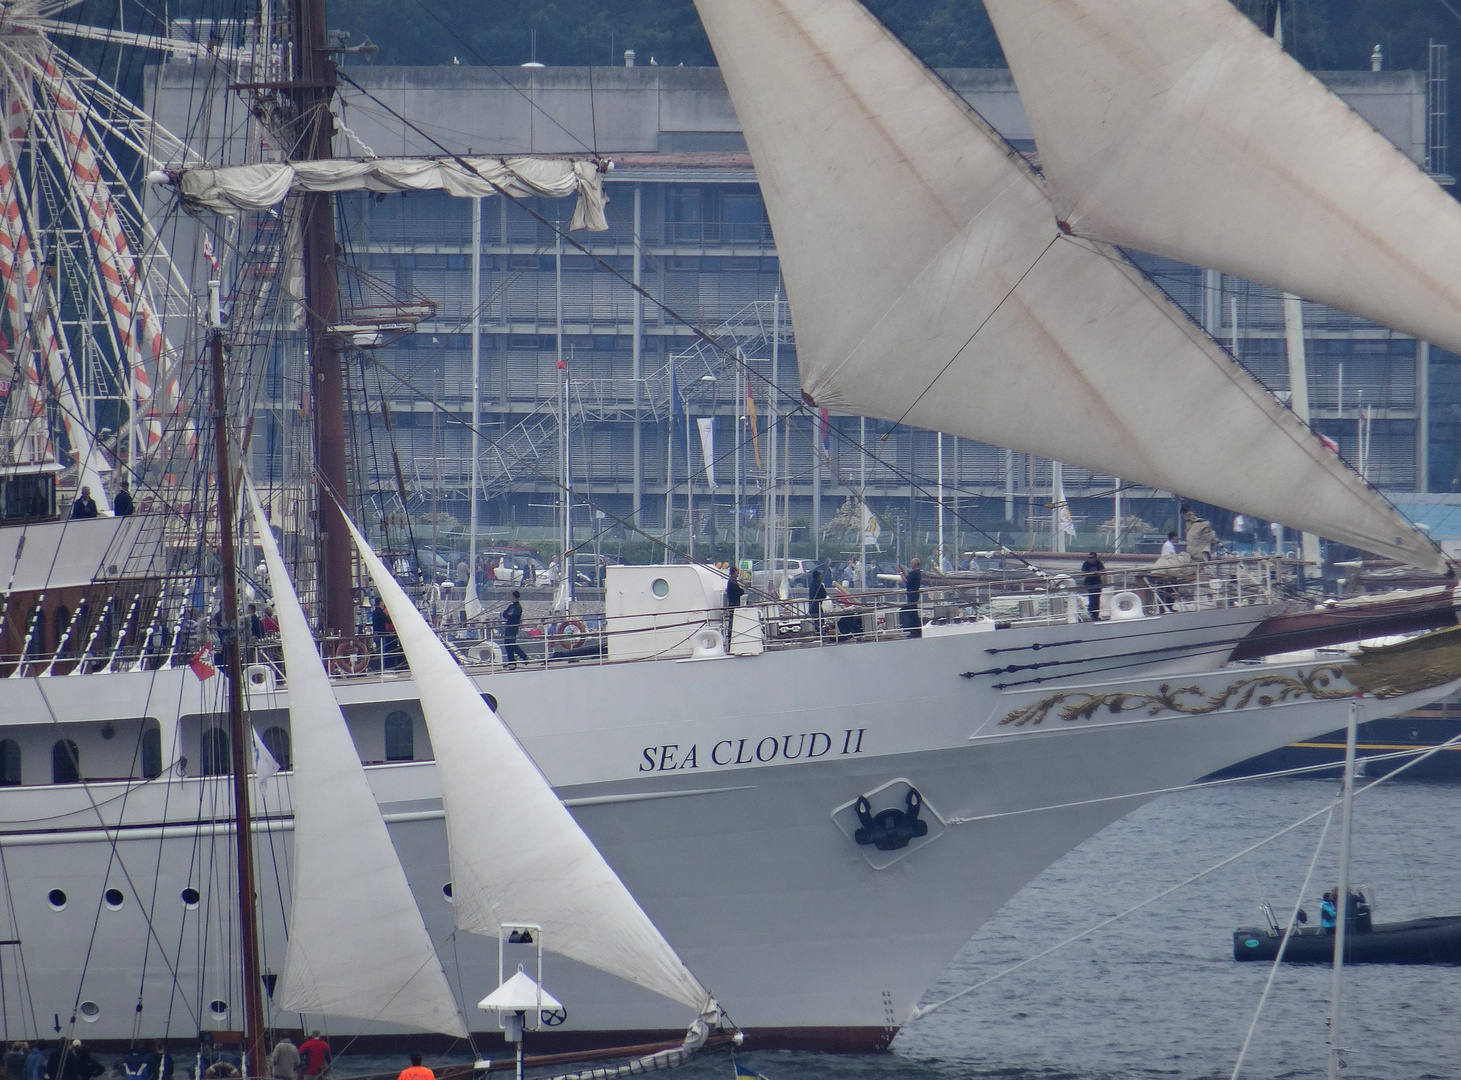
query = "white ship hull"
(0, 604, 1450, 1050)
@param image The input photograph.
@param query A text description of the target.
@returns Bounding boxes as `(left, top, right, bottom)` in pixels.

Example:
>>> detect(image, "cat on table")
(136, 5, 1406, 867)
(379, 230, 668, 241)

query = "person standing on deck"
(501, 590, 528, 667)
(24, 1042, 46, 1080)
(396, 1054, 433, 1080)
(1081, 552, 1106, 621)
(297, 1033, 330, 1080)
(808, 569, 827, 638)
(724, 566, 745, 638)
(113, 482, 134, 517)
(1320, 890, 1338, 933)
(71, 487, 98, 519)
(268, 1038, 299, 1080)
(900, 558, 923, 638)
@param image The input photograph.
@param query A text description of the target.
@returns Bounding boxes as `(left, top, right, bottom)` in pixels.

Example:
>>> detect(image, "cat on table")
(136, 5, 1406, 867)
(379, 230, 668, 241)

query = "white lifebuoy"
(1110, 591, 1145, 621)
(329, 637, 370, 675)
(690, 627, 726, 658)
(244, 664, 276, 692)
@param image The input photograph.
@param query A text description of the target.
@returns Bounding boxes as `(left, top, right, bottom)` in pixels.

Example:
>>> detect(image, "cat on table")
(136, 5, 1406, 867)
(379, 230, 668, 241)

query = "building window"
(261, 726, 291, 770)
(384, 711, 414, 761)
(0, 739, 19, 785)
(141, 727, 162, 779)
(201, 728, 230, 776)
(52, 740, 79, 784)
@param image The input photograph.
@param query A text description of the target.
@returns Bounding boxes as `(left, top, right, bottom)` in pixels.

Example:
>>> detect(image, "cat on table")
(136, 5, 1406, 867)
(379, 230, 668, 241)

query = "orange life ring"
(330, 636, 370, 676)
(552, 618, 587, 653)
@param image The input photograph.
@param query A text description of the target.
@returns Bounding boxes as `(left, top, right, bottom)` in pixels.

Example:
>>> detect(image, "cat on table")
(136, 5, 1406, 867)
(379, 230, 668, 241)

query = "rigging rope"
(911, 721, 1461, 1022)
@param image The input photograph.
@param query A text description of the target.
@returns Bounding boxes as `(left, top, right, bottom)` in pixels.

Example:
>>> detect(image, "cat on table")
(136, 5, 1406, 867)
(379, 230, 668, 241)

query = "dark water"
(341, 780, 1461, 1080)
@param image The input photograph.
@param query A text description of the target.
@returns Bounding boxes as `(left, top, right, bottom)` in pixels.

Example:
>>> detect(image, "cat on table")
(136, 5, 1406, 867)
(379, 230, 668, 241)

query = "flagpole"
(734, 364, 742, 570)
(686, 407, 694, 561)
(859, 415, 867, 591)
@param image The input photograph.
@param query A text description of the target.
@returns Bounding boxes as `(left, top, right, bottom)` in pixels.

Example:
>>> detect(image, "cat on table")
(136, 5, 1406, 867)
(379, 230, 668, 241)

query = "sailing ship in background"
(5, 0, 1461, 1056)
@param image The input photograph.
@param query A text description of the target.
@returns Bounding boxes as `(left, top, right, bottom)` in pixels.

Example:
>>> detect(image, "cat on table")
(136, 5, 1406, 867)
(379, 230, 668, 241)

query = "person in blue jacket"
(1320, 890, 1338, 933)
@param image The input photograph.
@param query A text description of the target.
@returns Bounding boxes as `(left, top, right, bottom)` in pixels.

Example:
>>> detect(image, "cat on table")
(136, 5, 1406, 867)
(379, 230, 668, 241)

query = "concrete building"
(148, 61, 1456, 557)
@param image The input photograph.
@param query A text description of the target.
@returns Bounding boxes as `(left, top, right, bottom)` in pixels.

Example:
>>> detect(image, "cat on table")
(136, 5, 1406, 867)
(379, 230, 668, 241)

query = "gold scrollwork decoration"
(999, 664, 1353, 728)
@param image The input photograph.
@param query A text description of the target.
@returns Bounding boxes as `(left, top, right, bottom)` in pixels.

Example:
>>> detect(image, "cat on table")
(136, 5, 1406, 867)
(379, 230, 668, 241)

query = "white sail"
(981, 0, 1461, 361)
(170, 157, 607, 230)
(691, 0, 1444, 571)
(245, 480, 467, 1036)
(345, 515, 715, 1015)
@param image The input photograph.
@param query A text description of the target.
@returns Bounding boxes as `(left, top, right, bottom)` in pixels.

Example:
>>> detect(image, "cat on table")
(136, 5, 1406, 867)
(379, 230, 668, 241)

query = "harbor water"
(336, 778, 1461, 1080)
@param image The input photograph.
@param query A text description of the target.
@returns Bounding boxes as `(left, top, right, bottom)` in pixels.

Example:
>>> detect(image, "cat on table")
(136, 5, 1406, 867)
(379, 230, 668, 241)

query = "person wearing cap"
(297, 1033, 330, 1080)
(501, 590, 527, 667)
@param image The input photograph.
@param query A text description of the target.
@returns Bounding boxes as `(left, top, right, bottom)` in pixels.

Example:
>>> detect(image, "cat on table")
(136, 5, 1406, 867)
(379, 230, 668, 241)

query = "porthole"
(208, 1000, 229, 1018)
(104, 888, 124, 910)
(47, 889, 67, 911)
(79, 1001, 100, 1022)
(181, 887, 200, 909)
(651, 577, 670, 598)
(481, 693, 498, 712)
(442, 882, 454, 903)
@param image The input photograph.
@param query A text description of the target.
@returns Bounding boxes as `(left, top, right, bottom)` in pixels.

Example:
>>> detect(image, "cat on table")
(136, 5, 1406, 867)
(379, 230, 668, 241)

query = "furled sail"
(244, 479, 467, 1036)
(345, 515, 715, 1015)
(981, 0, 1461, 361)
(164, 156, 607, 230)
(691, 0, 1444, 571)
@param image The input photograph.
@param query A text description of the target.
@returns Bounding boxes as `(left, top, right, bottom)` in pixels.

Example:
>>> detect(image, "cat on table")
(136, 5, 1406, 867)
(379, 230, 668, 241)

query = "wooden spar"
(209, 282, 267, 1075)
(292, 0, 353, 636)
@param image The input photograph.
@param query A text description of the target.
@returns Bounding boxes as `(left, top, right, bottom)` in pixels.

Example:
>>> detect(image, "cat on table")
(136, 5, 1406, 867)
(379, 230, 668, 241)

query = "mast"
(209, 281, 267, 1074)
(292, 0, 353, 635)
(468, 196, 481, 610)
(1326, 696, 1361, 1080)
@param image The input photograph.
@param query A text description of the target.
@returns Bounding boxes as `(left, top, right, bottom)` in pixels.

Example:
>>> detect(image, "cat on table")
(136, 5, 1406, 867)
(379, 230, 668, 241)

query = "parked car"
(750, 558, 817, 594)
(480, 550, 547, 586)
(570, 553, 622, 587)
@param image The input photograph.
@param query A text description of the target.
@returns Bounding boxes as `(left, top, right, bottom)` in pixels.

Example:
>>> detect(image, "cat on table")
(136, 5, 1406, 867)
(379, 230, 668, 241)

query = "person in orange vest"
(396, 1053, 433, 1080)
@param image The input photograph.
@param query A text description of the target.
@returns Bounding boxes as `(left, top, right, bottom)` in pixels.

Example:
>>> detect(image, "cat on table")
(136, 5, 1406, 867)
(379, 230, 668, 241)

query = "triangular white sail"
(245, 479, 467, 1037)
(691, 0, 1444, 571)
(982, 0, 1461, 362)
(344, 514, 714, 1015)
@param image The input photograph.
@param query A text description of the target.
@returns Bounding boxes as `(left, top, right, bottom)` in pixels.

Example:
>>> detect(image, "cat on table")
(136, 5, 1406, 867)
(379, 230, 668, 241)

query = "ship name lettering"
(638, 731, 857, 771)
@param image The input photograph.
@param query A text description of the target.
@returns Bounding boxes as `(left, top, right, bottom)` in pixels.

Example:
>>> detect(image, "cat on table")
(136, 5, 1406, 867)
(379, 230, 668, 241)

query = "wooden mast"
(209, 281, 268, 1073)
(292, 0, 353, 636)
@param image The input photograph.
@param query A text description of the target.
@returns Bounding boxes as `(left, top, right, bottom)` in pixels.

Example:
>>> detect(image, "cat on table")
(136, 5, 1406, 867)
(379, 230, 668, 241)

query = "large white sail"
(345, 515, 715, 1015)
(982, 0, 1461, 361)
(691, 0, 1444, 571)
(245, 480, 467, 1036)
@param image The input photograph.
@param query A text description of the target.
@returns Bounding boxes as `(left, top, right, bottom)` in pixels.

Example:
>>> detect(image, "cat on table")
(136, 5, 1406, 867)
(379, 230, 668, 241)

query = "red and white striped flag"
(203, 232, 219, 274)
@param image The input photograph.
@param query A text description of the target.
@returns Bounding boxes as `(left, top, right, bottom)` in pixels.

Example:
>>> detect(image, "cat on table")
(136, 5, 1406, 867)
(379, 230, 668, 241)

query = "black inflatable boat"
(1234, 916, 1461, 964)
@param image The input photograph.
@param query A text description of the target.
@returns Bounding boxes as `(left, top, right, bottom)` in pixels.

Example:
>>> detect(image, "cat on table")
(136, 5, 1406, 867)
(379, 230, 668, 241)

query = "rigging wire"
(912, 718, 1461, 1022)
(1229, 807, 1333, 1080)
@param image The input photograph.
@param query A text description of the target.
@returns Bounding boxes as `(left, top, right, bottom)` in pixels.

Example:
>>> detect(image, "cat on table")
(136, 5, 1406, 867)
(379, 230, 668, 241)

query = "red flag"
(1318, 434, 1340, 453)
(189, 649, 216, 681)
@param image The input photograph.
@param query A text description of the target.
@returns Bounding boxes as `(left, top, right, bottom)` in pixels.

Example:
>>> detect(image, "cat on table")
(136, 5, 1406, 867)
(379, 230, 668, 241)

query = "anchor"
(853, 787, 929, 851)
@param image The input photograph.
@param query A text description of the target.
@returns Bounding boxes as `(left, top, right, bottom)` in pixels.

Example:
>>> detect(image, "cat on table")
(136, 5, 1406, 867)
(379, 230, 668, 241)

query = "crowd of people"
(0, 1031, 356, 1080)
